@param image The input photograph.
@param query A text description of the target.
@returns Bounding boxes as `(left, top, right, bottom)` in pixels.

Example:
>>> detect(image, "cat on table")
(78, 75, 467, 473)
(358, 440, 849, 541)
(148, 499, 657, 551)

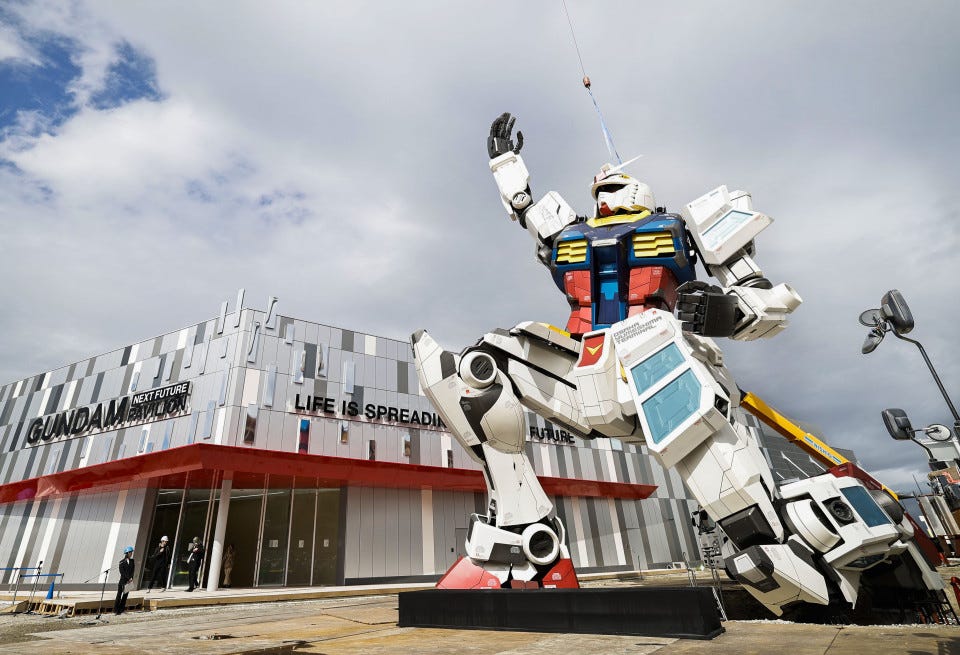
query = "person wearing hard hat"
(146, 536, 171, 592)
(113, 545, 136, 615)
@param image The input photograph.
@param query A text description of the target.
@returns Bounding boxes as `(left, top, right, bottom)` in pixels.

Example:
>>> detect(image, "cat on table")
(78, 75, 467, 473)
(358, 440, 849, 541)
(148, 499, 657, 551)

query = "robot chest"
(550, 219, 695, 297)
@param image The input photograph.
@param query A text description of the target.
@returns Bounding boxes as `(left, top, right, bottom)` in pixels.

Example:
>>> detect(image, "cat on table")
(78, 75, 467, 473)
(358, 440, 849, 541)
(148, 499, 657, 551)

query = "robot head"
(591, 165, 655, 217)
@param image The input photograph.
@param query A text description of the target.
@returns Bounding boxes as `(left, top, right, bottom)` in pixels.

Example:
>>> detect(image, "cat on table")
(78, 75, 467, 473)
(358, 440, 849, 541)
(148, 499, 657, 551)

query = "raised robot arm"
(675, 185, 802, 340)
(487, 113, 578, 264)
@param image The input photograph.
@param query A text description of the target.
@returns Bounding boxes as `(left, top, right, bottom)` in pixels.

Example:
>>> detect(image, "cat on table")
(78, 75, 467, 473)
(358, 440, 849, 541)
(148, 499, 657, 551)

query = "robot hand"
(676, 281, 740, 337)
(488, 112, 524, 159)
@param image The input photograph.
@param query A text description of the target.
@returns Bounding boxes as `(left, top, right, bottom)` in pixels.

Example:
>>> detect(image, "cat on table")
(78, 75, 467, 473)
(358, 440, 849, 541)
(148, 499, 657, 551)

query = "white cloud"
(0, 23, 39, 64)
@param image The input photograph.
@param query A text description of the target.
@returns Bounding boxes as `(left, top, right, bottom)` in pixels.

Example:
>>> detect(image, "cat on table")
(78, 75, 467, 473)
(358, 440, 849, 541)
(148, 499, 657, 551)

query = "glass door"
(286, 484, 317, 586)
(221, 473, 265, 589)
(257, 475, 292, 586)
(312, 487, 341, 585)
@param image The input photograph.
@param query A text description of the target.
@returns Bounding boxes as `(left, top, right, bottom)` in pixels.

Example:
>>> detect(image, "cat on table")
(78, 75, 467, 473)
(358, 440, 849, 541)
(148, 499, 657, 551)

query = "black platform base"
(398, 587, 724, 639)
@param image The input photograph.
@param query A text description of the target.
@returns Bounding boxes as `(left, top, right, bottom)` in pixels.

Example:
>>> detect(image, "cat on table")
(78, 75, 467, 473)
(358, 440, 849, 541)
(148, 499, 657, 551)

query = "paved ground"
(1, 591, 958, 655)
(0, 570, 958, 654)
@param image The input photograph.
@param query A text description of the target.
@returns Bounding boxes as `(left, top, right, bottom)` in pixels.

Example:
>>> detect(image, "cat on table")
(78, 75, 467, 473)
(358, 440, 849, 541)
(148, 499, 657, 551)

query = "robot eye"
(599, 184, 625, 195)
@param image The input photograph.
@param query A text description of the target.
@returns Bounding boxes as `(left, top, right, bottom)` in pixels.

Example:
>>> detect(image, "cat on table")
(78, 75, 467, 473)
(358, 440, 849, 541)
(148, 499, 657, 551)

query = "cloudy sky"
(1, 1, 957, 492)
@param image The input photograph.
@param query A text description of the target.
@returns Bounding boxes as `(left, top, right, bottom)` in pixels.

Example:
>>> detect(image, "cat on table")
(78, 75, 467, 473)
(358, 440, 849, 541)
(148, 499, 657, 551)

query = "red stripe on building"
(0, 443, 657, 504)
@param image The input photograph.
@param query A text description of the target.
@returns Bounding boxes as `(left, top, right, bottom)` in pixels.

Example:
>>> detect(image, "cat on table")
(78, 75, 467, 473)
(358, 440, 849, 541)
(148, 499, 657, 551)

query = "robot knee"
(460, 350, 499, 389)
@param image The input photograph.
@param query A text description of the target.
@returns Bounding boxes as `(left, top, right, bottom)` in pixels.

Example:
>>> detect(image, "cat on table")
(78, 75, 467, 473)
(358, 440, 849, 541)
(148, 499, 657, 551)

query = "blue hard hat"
(124, 546, 134, 553)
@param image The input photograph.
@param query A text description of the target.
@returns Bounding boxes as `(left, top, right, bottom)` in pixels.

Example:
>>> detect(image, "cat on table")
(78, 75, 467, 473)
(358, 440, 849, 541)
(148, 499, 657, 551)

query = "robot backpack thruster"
(411, 113, 945, 618)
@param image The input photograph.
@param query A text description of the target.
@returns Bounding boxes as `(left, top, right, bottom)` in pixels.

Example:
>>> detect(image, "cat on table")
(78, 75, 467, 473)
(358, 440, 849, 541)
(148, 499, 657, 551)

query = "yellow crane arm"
(740, 391, 899, 500)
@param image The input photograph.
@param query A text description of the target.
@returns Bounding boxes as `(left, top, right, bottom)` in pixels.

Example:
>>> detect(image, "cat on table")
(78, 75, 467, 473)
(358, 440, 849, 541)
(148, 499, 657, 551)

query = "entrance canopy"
(0, 444, 657, 504)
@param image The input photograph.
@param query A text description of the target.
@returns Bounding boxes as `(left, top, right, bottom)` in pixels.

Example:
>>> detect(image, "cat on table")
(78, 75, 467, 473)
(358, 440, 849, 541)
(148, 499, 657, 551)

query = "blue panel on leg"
(641, 370, 701, 444)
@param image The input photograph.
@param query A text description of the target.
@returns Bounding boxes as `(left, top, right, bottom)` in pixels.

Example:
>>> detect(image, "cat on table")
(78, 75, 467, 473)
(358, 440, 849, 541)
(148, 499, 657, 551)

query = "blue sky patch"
(90, 40, 164, 110)
(0, 11, 80, 134)
(0, 6, 163, 138)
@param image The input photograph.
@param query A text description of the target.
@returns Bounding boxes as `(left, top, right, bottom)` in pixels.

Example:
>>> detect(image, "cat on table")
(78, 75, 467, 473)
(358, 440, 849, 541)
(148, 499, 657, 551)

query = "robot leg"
(411, 326, 583, 588)
(613, 309, 834, 615)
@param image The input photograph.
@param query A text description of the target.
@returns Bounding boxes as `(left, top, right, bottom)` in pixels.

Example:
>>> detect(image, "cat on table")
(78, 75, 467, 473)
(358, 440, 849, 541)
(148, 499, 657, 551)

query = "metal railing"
(3, 563, 66, 614)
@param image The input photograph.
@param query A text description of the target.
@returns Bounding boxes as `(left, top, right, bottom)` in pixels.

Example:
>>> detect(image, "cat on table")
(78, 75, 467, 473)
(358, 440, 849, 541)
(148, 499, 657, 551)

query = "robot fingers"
(488, 112, 523, 159)
(676, 281, 739, 337)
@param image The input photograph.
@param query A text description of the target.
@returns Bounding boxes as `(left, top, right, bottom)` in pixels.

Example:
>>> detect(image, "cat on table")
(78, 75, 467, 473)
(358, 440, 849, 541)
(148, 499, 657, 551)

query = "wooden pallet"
(30, 596, 145, 617)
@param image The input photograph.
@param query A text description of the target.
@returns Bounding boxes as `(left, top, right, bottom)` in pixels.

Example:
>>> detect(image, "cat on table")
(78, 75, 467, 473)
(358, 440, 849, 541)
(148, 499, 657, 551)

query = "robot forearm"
(727, 281, 802, 340)
(490, 152, 577, 245)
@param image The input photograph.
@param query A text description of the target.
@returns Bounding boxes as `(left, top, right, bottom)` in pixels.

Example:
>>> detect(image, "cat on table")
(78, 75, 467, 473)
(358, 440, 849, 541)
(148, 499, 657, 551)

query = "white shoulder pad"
(489, 151, 530, 220)
(524, 191, 577, 242)
(681, 185, 771, 266)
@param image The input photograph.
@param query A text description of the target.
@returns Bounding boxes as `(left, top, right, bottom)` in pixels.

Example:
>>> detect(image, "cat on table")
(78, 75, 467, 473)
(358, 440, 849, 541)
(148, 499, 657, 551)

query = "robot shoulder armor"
(680, 186, 771, 266)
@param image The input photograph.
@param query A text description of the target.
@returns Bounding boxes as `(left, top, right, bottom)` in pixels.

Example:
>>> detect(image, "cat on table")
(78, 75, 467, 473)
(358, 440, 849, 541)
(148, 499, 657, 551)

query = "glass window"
(140, 488, 184, 587)
(298, 419, 310, 454)
(287, 485, 317, 586)
(258, 476, 292, 586)
(243, 404, 258, 443)
(172, 488, 213, 588)
(221, 474, 265, 588)
(313, 488, 341, 586)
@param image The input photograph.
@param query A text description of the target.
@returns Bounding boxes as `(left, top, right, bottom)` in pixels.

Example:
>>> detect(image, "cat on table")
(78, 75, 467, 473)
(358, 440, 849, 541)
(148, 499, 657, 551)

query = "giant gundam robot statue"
(411, 113, 945, 618)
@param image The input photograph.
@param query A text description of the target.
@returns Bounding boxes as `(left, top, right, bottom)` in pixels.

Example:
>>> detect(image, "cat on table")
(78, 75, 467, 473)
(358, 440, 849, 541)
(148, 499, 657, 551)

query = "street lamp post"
(860, 289, 960, 440)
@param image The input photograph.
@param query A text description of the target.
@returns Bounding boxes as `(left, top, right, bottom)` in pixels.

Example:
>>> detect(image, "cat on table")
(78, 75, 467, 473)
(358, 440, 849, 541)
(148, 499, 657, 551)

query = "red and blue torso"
(548, 212, 696, 336)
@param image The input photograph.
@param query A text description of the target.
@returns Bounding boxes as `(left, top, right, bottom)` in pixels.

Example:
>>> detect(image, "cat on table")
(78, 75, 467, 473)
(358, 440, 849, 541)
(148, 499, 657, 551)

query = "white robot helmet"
(591, 165, 656, 217)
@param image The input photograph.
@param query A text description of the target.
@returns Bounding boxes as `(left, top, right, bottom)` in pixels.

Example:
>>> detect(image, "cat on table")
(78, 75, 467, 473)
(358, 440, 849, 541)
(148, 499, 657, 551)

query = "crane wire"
(561, 0, 622, 164)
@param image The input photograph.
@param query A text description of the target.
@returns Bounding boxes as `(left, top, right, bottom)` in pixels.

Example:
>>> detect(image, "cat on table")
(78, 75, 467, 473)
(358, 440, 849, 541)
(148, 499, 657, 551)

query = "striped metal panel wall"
(0, 486, 148, 586)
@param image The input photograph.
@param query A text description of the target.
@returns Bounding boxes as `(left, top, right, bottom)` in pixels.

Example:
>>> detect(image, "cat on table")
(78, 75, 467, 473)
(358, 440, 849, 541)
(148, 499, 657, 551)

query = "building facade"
(0, 293, 843, 590)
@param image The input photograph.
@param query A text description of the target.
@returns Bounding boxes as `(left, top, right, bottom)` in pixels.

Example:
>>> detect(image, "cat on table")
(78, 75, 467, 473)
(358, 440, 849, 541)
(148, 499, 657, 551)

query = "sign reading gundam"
(25, 382, 192, 447)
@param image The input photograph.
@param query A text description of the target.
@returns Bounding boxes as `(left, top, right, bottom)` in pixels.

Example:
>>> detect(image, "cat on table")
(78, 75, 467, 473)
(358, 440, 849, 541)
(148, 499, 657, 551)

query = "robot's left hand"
(677, 281, 740, 337)
(488, 112, 524, 159)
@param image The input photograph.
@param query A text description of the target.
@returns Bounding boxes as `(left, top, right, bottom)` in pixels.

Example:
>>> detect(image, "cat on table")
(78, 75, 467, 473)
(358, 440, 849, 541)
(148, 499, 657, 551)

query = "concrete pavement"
(0, 592, 958, 655)
(1, 569, 958, 654)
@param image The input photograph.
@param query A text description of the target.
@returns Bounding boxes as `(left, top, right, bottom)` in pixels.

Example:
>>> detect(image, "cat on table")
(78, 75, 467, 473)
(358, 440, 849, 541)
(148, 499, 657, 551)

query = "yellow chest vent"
(556, 239, 588, 264)
(632, 232, 675, 258)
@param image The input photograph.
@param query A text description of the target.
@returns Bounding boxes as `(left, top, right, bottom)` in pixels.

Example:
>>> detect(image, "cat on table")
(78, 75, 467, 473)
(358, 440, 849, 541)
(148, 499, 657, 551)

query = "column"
(206, 473, 233, 591)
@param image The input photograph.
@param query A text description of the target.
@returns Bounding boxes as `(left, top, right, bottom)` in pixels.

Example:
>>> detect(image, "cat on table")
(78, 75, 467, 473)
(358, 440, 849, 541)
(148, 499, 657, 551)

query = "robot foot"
(437, 556, 579, 590)
(437, 514, 580, 590)
(726, 538, 830, 616)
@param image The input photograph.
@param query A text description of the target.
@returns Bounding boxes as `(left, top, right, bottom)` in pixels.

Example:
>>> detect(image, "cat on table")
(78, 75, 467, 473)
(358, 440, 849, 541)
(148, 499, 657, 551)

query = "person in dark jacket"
(186, 536, 205, 591)
(146, 535, 171, 592)
(113, 545, 135, 615)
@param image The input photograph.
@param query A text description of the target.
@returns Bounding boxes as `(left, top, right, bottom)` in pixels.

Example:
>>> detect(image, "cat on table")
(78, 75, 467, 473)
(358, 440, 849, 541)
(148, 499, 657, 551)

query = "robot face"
(591, 173, 655, 217)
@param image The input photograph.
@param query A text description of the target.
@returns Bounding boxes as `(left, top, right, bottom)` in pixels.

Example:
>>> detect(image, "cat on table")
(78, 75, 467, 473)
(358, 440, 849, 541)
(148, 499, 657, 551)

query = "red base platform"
(437, 556, 580, 590)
